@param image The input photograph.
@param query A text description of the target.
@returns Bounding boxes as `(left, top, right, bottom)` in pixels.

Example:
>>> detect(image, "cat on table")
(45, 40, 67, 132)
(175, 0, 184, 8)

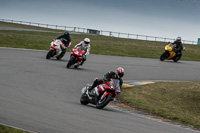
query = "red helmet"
(116, 67, 125, 78)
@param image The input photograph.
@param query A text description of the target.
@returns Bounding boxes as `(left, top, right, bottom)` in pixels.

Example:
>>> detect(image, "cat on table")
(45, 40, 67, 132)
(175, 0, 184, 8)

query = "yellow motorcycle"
(160, 43, 185, 62)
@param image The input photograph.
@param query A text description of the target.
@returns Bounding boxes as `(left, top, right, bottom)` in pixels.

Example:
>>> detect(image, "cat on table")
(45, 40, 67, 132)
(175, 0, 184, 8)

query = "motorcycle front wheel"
(96, 94, 112, 109)
(160, 52, 168, 61)
(46, 50, 55, 59)
(66, 56, 76, 68)
(80, 92, 89, 105)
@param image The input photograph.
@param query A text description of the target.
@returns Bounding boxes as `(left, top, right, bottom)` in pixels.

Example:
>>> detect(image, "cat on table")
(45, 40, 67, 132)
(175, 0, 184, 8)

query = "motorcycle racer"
(73, 38, 91, 66)
(55, 31, 71, 53)
(171, 37, 183, 54)
(87, 67, 125, 95)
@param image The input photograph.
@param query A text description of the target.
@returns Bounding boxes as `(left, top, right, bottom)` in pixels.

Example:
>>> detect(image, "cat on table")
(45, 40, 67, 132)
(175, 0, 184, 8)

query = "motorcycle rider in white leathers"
(73, 38, 91, 66)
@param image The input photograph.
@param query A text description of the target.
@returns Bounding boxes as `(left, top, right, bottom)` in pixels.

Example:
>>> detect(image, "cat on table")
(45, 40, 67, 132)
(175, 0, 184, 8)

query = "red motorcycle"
(80, 78, 121, 109)
(66, 46, 86, 68)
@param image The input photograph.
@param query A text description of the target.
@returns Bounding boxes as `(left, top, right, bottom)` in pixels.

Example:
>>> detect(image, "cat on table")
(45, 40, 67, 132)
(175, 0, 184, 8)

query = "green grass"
(0, 30, 200, 61)
(0, 124, 30, 133)
(118, 81, 200, 128)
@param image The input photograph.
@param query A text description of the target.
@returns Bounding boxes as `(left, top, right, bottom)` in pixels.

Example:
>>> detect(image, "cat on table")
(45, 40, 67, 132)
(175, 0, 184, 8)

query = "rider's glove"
(82, 54, 86, 59)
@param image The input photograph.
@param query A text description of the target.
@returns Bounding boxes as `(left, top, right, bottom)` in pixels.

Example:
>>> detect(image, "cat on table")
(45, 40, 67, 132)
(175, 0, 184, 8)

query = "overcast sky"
(0, 0, 199, 41)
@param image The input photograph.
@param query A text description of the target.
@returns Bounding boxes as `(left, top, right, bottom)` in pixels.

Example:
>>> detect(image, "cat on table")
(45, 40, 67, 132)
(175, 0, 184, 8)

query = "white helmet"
(84, 38, 90, 44)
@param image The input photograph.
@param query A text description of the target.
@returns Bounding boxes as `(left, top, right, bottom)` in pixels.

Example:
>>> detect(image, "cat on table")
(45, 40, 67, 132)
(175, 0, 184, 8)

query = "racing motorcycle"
(46, 39, 70, 60)
(80, 78, 121, 109)
(160, 43, 185, 62)
(66, 46, 86, 68)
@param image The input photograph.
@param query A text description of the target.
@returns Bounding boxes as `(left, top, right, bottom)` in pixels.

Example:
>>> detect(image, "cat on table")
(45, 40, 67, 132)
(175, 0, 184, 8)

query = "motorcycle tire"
(46, 50, 55, 59)
(160, 52, 168, 61)
(66, 56, 76, 68)
(56, 52, 65, 60)
(96, 94, 112, 109)
(80, 92, 89, 105)
(173, 55, 181, 62)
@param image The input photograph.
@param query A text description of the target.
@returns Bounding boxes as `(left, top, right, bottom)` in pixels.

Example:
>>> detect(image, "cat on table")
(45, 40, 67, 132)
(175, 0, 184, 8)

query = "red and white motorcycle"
(66, 46, 86, 68)
(46, 39, 71, 60)
(80, 78, 121, 109)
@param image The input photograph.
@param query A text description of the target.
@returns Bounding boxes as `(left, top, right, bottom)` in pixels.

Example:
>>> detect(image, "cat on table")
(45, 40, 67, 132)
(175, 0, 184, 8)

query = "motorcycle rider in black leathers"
(172, 37, 183, 55)
(87, 67, 125, 96)
(55, 31, 71, 53)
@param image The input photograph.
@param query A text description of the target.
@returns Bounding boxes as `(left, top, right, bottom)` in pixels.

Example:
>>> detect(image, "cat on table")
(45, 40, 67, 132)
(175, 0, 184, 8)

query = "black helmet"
(64, 31, 70, 35)
(176, 37, 181, 42)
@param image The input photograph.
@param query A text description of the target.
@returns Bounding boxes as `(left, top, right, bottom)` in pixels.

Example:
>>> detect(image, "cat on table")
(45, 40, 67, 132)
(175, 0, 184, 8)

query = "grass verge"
(0, 30, 200, 61)
(0, 124, 30, 133)
(118, 81, 200, 129)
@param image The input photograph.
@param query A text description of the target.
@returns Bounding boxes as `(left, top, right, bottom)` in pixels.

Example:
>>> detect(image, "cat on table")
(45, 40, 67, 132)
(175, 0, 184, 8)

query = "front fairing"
(95, 79, 121, 97)
(165, 43, 176, 59)
(165, 43, 174, 52)
(71, 46, 86, 61)
(50, 39, 63, 50)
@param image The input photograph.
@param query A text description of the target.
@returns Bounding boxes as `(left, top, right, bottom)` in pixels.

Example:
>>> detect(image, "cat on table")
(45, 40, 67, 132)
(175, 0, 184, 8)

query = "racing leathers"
(73, 41, 90, 65)
(88, 71, 123, 94)
(171, 40, 183, 54)
(56, 31, 71, 53)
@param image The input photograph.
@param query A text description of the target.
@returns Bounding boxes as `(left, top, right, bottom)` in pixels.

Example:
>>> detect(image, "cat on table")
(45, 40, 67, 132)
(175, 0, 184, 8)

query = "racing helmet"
(84, 38, 90, 44)
(116, 67, 125, 78)
(176, 37, 181, 42)
(64, 31, 70, 35)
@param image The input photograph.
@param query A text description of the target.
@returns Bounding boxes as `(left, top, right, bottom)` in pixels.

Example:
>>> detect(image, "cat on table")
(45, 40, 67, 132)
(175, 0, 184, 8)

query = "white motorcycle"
(46, 39, 70, 60)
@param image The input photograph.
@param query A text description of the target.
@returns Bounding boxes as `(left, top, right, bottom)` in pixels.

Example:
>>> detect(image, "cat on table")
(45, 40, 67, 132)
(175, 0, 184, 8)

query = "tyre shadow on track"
(71, 101, 123, 113)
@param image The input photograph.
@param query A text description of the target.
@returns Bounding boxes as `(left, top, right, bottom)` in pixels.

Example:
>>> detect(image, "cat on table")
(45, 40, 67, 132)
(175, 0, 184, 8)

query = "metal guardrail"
(0, 19, 197, 45)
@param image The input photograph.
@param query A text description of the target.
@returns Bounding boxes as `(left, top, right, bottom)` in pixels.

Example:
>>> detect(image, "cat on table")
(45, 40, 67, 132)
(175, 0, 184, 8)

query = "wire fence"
(0, 19, 197, 45)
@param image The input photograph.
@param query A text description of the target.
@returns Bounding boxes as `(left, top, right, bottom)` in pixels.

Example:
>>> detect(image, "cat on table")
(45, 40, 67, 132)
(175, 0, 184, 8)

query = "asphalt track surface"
(0, 47, 200, 133)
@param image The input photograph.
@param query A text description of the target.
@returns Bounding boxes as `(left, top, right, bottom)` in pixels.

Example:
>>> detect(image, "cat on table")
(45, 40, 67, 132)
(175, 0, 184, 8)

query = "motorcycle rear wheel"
(173, 55, 181, 62)
(56, 52, 65, 60)
(96, 94, 112, 109)
(66, 56, 76, 68)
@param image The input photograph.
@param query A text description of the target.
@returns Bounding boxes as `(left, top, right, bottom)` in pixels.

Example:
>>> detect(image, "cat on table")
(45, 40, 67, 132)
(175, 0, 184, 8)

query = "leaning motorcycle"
(160, 43, 185, 62)
(66, 46, 86, 68)
(80, 78, 121, 109)
(46, 39, 70, 60)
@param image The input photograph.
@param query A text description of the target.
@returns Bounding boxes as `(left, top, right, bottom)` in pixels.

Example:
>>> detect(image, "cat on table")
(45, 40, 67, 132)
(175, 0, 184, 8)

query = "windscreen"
(78, 46, 85, 51)
(109, 79, 121, 93)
